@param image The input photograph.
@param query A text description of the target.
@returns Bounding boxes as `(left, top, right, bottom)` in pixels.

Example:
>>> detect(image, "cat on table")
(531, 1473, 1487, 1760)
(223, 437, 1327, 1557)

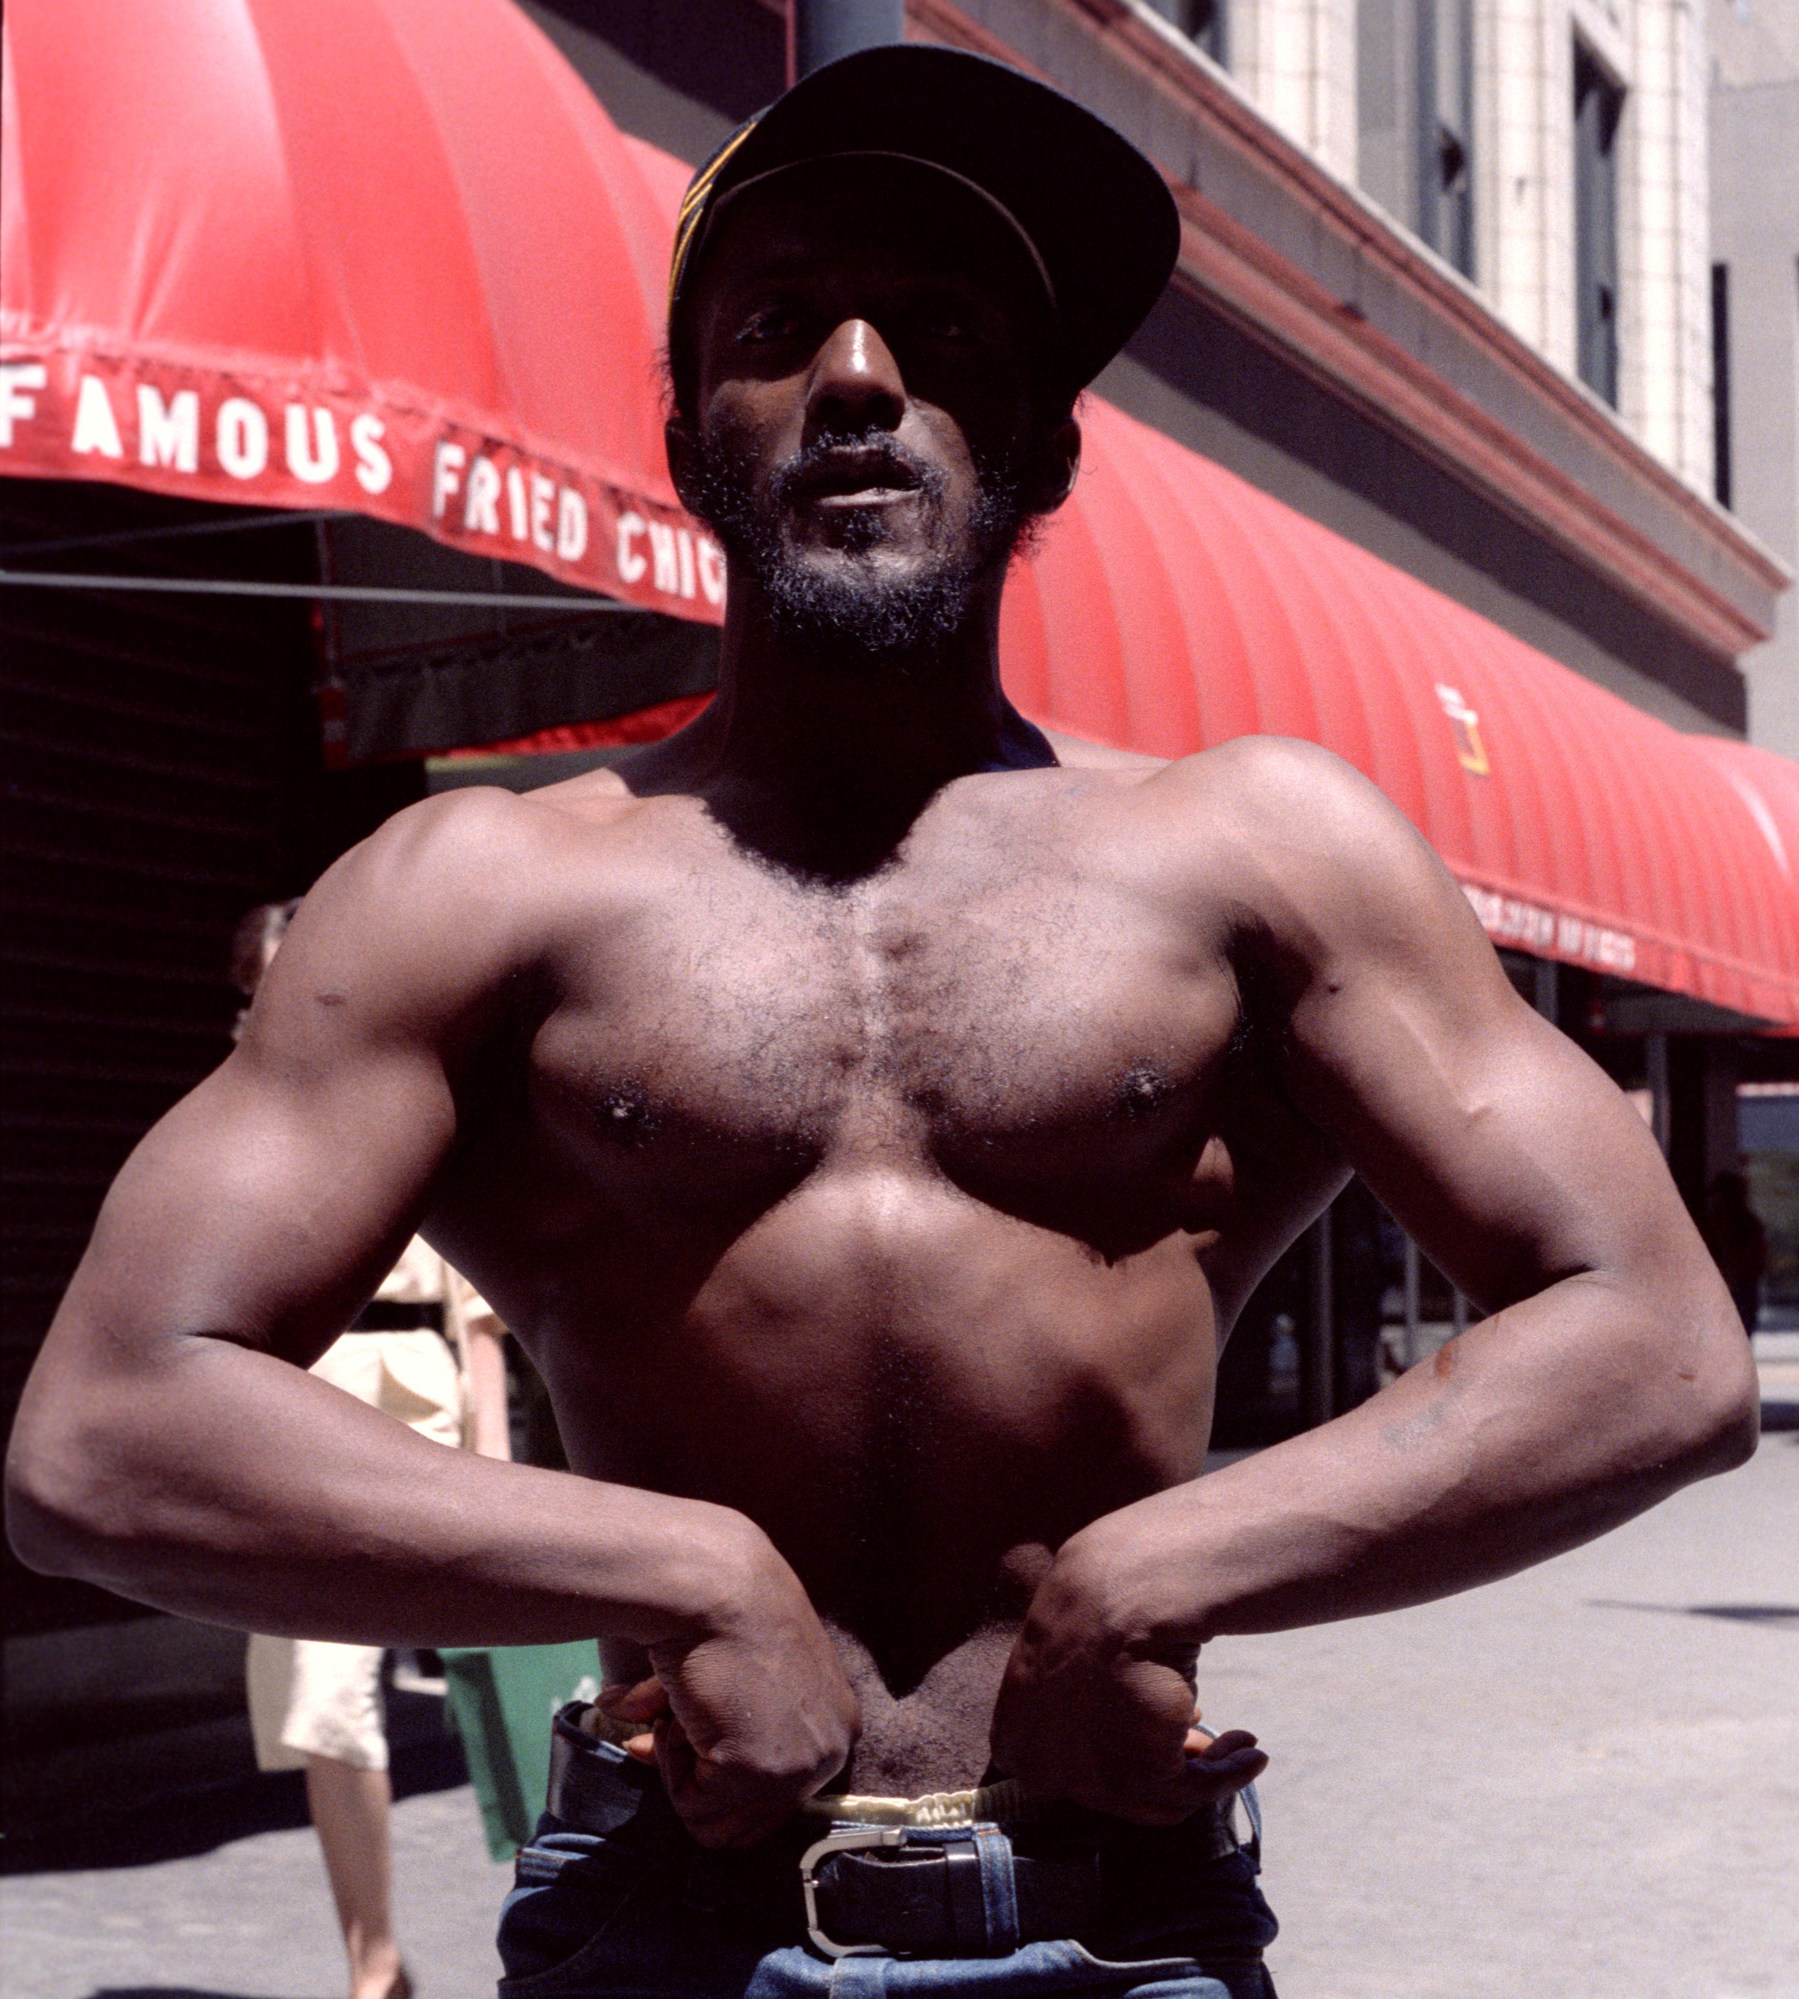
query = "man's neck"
(649, 589, 1057, 881)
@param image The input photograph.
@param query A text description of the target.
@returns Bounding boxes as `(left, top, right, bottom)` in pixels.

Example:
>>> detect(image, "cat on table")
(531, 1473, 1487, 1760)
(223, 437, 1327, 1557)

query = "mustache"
(767, 429, 948, 510)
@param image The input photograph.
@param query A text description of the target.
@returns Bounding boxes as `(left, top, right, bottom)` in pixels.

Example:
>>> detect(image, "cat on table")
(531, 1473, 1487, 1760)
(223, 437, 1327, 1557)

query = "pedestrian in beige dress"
(233, 904, 511, 1999)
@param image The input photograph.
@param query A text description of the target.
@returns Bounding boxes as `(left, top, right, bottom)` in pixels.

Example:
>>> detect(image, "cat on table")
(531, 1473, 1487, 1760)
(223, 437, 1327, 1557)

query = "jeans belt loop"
(941, 1832, 989, 1954)
(972, 1824, 1020, 1954)
(1236, 1780, 1264, 1871)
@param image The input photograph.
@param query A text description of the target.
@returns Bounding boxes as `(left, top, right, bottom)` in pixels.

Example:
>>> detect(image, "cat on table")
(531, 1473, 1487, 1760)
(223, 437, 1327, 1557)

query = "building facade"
(1216, 0, 1716, 484)
(1214, 0, 1793, 751)
(1709, 0, 1799, 756)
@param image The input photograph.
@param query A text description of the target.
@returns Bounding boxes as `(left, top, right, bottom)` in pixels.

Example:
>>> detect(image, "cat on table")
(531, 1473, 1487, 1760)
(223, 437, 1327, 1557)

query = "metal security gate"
(0, 479, 323, 1636)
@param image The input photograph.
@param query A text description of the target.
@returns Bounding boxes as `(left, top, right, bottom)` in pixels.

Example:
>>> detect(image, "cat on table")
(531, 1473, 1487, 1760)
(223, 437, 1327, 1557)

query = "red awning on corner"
(1686, 738, 1799, 898)
(0, 0, 725, 620)
(1000, 401, 1799, 1026)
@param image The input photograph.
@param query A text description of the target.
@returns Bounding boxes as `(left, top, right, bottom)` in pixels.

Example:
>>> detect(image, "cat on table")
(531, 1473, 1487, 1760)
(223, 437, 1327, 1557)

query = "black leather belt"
(798, 1823, 1108, 1957)
(543, 1704, 1253, 1961)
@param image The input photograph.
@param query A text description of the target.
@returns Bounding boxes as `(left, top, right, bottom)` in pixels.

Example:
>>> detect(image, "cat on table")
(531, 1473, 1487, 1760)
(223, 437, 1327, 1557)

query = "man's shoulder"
(1021, 732, 1425, 910)
(361, 771, 637, 860)
(1134, 735, 1398, 861)
(1139, 735, 1466, 951)
(1037, 729, 1367, 810)
(1156, 732, 1373, 816)
(1046, 730, 1373, 810)
(331, 775, 659, 908)
(271, 781, 662, 1014)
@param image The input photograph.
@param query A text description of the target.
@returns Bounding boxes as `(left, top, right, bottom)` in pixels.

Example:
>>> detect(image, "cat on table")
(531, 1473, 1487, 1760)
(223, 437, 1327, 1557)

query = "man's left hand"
(989, 1525, 1266, 1824)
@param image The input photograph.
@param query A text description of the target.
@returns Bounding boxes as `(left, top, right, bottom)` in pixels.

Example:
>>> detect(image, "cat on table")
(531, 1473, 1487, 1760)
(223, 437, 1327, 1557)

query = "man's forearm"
(6, 1332, 754, 1648)
(1064, 1272, 1756, 1648)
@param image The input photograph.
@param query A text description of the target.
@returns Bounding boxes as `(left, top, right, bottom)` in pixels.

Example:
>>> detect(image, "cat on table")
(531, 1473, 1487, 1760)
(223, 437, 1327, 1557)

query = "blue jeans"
(496, 1740, 1278, 1999)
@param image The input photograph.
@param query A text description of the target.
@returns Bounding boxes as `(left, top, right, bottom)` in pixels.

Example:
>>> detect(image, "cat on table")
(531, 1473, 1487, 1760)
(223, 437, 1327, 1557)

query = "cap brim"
(671, 45, 1179, 392)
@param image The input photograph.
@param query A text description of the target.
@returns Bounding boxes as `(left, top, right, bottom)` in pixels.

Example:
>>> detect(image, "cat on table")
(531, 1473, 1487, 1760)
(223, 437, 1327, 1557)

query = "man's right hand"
(598, 1524, 860, 1847)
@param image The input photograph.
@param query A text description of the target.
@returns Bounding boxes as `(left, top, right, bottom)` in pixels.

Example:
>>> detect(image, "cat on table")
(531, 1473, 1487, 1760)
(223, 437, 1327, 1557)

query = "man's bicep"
(54, 793, 528, 1369)
(1262, 766, 1686, 1309)
(64, 1025, 455, 1370)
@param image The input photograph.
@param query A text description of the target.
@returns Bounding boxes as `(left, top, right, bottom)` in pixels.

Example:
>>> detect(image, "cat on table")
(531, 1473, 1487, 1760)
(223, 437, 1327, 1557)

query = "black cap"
(668, 44, 1180, 395)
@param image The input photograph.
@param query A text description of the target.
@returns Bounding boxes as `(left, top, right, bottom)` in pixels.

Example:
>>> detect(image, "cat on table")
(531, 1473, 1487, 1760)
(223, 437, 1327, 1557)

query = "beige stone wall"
(1221, 0, 1717, 487)
(1615, 0, 1713, 480)
(1483, 0, 1578, 371)
(1710, 0, 1799, 754)
(1231, 0, 1361, 178)
(954, 0, 1778, 729)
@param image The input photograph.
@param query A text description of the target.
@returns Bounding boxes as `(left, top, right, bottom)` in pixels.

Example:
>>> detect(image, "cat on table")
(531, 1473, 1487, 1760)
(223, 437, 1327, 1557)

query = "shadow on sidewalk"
(2, 1694, 467, 1878)
(83, 1990, 305, 1999)
(1588, 1596, 1799, 1626)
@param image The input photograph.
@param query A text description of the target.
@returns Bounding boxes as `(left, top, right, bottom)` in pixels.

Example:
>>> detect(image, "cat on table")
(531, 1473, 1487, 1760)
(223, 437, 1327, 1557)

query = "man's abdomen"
(551, 1163, 1218, 1792)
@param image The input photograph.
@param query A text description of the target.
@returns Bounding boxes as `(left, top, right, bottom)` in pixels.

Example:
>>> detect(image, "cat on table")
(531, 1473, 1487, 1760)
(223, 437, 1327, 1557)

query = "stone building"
(1708, 0, 1799, 756)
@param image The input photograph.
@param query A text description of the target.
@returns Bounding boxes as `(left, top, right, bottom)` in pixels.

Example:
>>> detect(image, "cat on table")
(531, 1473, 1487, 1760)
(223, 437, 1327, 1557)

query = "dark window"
(1420, 0, 1474, 275)
(1357, 0, 1474, 278)
(1711, 262, 1732, 508)
(1145, 0, 1228, 67)
(1574, 43, 1623, 406)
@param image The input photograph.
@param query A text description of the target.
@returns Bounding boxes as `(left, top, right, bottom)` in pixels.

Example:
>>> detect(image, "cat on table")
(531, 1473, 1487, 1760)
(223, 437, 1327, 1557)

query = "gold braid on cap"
(669, 120, 762, 309)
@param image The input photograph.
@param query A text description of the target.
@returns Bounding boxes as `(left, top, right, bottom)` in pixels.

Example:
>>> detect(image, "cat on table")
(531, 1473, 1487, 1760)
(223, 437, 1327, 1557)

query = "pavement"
(3, 1336, 1795, 1999)
(1214, 1332, 1799, 1999)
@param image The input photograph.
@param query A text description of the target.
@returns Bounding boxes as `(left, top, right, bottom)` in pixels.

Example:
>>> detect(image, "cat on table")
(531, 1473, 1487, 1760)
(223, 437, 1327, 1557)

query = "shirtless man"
(5, 46, 1756, 1999)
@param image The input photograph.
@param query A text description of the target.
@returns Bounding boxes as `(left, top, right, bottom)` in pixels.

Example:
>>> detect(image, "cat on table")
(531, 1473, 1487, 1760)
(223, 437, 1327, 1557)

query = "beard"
(681, 421, 1040, 671)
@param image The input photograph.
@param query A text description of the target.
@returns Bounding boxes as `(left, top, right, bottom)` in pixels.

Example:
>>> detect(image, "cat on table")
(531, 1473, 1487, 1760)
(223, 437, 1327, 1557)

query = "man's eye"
(738, 307, 802, 344)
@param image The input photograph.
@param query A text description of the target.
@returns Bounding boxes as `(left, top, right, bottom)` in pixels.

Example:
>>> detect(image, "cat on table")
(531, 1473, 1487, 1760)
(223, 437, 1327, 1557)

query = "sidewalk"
(1215, 1336, 1798, 1999)
(1, 1694, 507, 1999)
(4, 1343, 1794, 1999)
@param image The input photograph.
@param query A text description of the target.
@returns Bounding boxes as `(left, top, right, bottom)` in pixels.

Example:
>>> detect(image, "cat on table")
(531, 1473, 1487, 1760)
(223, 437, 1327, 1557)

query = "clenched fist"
(989, 1521, 1265, 1824)
(598, 1517, 859, 1847)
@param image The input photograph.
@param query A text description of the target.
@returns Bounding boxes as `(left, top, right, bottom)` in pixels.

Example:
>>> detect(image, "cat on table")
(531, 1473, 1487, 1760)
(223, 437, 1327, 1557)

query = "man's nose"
(805, 318, 905, 437)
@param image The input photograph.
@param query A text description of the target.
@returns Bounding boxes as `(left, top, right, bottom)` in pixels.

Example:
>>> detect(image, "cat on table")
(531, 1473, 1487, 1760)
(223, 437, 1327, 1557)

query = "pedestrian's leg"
(305, 1751, 408, 1999)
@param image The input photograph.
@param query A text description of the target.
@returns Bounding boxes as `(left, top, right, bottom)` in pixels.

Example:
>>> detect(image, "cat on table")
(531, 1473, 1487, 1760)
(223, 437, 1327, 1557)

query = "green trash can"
(439, 1641, 602, 1860)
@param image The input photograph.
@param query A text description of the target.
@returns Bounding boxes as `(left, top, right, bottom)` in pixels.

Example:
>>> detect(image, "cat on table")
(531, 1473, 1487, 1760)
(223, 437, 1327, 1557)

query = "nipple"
(1116, 1062, 1173, 1120)
(596, 1082, 656, 1147)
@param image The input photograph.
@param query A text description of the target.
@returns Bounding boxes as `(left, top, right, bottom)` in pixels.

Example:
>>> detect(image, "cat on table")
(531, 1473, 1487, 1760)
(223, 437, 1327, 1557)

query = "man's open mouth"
(785, 446, 928, 508)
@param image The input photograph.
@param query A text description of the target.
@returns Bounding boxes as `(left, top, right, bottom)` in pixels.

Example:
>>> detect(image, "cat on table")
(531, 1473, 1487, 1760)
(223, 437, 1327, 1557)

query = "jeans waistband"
(539, 1703, 1262, 1960)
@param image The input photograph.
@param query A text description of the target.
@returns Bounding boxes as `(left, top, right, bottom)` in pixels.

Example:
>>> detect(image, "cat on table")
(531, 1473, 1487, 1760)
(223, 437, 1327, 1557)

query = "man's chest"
(523, 826, 1245, 1226)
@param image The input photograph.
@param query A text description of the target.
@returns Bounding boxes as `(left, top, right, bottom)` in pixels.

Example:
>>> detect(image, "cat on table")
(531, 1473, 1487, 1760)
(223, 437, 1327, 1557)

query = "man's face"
(671, 158, 1072, 668)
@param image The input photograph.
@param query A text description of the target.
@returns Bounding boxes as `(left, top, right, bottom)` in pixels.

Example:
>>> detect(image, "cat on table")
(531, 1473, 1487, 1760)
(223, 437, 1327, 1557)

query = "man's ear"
(665, 417, 699, 515)
(1027, 417, 1081, 516)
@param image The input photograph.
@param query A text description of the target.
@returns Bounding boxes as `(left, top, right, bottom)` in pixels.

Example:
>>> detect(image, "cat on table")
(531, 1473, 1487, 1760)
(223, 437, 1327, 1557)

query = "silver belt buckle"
(799, 1825, 907, 1958)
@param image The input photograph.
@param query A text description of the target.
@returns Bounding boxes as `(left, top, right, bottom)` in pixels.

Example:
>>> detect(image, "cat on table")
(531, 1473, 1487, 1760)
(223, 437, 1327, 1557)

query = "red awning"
(1686, 737, 1799, 896)
(4, 5, 1793, 1024)
(0, 0, 723, 619)
(1002, 399, 1799, 1025)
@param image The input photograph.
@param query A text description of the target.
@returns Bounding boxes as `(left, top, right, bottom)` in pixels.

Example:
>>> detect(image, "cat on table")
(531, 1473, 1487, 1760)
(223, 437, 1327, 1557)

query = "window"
(1144, 0, 1227, 68)
(1356, 0, 1474, 278)
(1420, 0, 1473, 275)
(1573, 44, 1623, 406)
(1711, 262, 1731, 508)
